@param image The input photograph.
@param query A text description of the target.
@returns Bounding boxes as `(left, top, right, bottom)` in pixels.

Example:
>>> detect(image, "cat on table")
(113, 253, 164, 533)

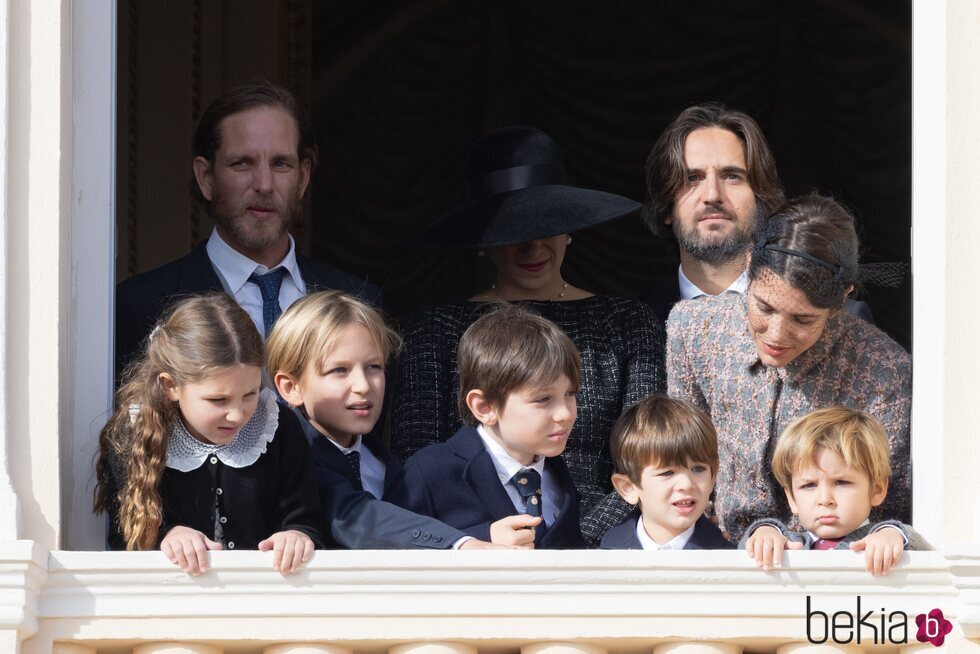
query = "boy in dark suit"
(398, 305, 585, 549)
(741, 408, 926, 575)
(601, 394, 732, 551)
(268, 290, 504, 550)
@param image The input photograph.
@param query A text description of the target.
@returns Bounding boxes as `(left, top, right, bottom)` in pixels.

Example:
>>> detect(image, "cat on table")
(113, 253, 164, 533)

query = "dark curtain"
(310, 0, 911, 350)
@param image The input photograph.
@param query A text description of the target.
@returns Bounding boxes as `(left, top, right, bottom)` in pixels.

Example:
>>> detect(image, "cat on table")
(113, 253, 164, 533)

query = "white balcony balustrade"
(0, 545, 977, 653)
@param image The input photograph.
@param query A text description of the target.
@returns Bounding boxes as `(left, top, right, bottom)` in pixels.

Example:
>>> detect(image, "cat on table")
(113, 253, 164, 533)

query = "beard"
(210, 190, 302, 253)
(672, 204, 760, 267)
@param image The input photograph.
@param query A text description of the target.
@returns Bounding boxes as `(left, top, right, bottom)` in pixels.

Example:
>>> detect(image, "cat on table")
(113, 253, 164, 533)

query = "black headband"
(762, 244, 842, 275)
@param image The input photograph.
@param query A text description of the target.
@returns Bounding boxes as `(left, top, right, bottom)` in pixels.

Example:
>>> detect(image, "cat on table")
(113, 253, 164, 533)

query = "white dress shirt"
(636, 518, 695, 550)
(325, 434, 387, 500)
(678, 266, 748, 301)
(477, 425, 562, 527)
(205, 228, 306, 337)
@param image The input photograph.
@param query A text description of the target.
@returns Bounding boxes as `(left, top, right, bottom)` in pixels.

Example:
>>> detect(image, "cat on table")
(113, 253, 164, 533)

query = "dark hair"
(749, 194, 861, 309)
(642, 103, 784, 239)
(457, 304, 581, 426)
(610, 394, 719, 484)
(191, 81, 318, 204)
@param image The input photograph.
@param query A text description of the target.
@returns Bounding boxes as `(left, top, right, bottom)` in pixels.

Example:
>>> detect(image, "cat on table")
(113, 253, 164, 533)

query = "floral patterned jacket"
(667, 293, 911, 542)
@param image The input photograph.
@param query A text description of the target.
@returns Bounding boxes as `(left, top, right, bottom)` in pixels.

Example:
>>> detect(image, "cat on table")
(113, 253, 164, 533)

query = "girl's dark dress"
(104, 389, 324, 550)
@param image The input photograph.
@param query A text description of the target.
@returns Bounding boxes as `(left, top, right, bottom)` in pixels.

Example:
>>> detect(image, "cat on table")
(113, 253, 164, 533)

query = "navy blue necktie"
(248, 268, 286, 336)
(510, 468, 546, 545)
(510, 468, 543, 518)
(345, 450, 363, 488)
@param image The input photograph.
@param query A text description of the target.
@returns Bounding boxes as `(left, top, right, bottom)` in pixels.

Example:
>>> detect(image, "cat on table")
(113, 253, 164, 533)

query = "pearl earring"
(566, 236, 572, 245)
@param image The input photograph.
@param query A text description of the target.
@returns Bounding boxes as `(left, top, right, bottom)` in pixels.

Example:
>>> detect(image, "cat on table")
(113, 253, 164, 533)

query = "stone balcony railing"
(2, 542, 979, 654)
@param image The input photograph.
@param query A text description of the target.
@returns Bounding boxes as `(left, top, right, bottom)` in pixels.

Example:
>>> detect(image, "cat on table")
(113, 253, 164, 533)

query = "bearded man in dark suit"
(116, 82, 380, 377)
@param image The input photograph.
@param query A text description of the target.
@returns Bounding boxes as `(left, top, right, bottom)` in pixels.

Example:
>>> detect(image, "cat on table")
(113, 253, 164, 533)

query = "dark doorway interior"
(310, 1, 912, 349)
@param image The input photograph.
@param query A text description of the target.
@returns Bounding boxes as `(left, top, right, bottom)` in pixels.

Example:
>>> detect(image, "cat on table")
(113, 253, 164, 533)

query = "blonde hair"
(267, 290, 400, 380)
(457, 304, 580, 425)
(772, 407, 891, 493)
(610, 394, 719, 484)
(94, 293, 265, 550)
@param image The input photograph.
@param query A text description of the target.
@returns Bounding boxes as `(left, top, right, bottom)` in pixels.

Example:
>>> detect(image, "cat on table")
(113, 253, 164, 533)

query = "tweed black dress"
(391, 295, 666, 546)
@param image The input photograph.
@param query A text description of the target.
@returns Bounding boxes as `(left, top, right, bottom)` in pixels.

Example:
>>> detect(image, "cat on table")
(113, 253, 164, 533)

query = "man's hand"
(258, 529, 315, 575)
(161, 525, 223, 576)
(744, 525, 802, 570)
(850, 528, 904, 576)
(489, 514, 542, 548)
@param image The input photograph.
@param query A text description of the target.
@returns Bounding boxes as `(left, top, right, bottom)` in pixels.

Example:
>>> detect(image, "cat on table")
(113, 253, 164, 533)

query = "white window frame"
(64, 1, 945, 548)
(66, 0, 117, 549)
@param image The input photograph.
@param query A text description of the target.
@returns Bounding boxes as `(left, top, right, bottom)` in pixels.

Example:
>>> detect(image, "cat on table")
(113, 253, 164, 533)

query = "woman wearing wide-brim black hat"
(392, 126, 666, 547)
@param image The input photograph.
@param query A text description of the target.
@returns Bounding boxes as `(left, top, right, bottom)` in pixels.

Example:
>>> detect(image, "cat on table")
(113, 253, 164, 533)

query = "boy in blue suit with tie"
(398, 305, 585, 549)
(268, 290, 505, 549)
(601, 394, 733, 550)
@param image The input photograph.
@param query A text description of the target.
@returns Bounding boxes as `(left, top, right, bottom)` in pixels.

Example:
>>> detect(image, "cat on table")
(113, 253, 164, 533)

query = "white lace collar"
(166, 388, 279, 472)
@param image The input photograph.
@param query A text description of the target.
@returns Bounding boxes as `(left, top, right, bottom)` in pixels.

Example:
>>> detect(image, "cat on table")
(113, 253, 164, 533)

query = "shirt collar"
(166, 388, 279, 471)
(678, 265, 749, 300)
(476, 424, 545, 484)
(636, 517, 696, 550)
(325, 433, 363, 455)
(206, 228, 302, 294)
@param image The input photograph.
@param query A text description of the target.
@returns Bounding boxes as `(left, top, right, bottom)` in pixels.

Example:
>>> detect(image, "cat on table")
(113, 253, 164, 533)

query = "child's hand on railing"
(850, 528, 904, 576)
(744, 525, 802, 570)
(259, 530, 315, 575)
(161, 525, 223, 576)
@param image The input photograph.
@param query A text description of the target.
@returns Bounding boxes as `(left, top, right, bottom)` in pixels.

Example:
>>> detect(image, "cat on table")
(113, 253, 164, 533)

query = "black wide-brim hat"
(413, 126, 641, 249)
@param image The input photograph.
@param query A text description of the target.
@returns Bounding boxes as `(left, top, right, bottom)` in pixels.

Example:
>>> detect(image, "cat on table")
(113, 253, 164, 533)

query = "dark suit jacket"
(398, 425, 586, 549)
(599, 513, 734, 550)
(293, 407, 409, 502)
(645, 276, 683, 323)
(115, 241, 382, 377)
(644, 276, 875, 325)
(293, 408, 467, 549)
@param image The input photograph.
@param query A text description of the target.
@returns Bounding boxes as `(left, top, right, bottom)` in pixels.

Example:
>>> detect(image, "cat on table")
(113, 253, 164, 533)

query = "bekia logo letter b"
(915, 609, 953, 647)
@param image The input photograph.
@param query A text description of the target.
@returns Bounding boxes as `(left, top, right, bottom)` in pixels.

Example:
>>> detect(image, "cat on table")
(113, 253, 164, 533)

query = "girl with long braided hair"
(95, 293, 322, 575)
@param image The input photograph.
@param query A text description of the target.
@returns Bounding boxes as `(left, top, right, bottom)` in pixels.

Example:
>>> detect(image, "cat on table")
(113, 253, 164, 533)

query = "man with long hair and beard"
(643, 103, 873, 325)
(642, 103, 784, 321)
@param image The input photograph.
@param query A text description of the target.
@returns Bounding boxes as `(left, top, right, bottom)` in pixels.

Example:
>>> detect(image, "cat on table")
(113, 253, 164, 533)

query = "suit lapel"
(684, 516, 711, 550)
(295, 252, 320, 293)
(291, 407, 363, 490)
(605, 515, 643, 549)
(452, 427, 517, 521)
(539, 455, 582, 548)
(179, 243, 226, 294)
